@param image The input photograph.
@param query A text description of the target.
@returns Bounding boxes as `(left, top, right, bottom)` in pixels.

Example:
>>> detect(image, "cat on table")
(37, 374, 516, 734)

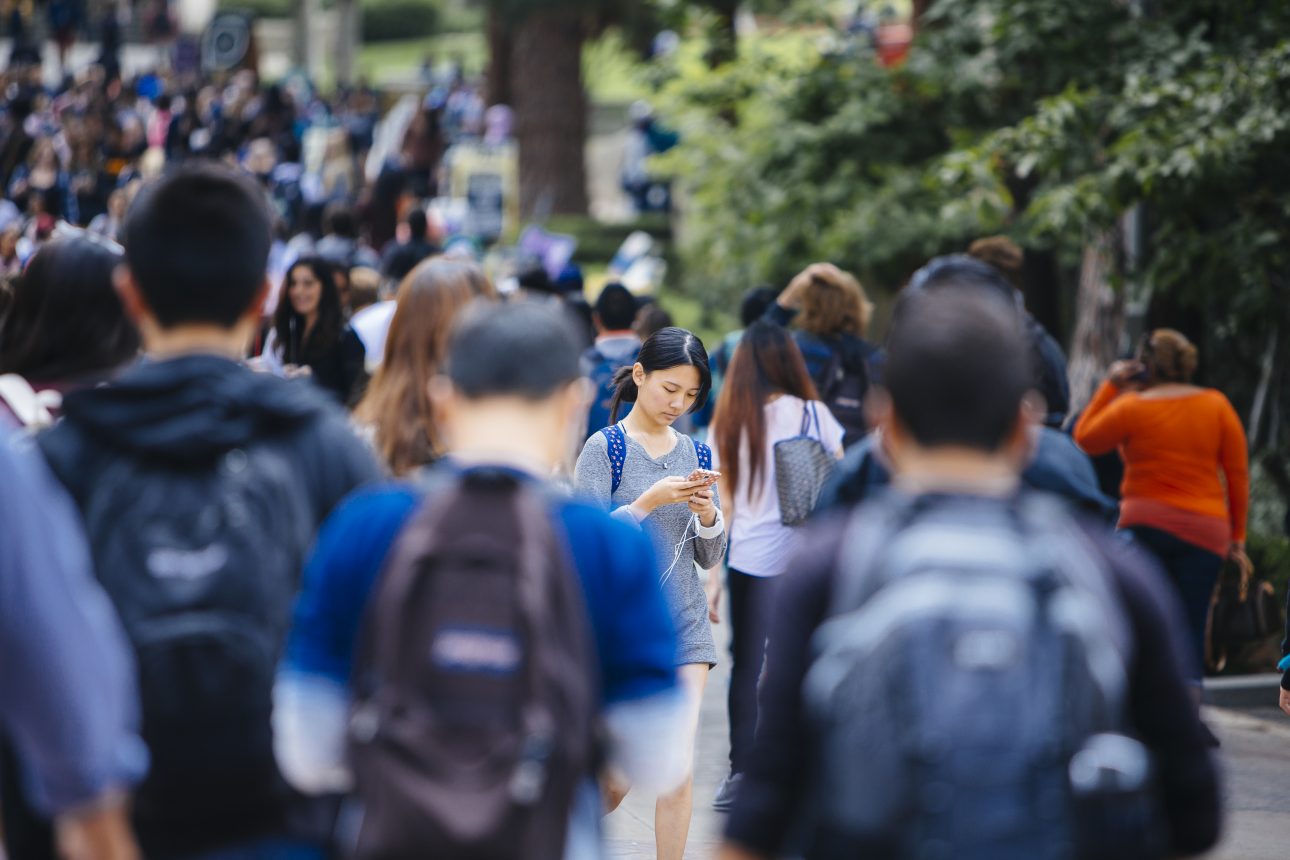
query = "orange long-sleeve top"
(1074, 380, 1249, 555)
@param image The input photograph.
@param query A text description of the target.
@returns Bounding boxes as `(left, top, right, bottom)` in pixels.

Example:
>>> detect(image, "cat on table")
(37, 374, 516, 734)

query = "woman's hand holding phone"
(633, 476, 708, 519)
(688, 486, 718, 527)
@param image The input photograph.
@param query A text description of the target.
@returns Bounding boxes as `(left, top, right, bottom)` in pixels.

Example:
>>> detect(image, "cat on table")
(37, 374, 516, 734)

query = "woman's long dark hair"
(712, 321, 819, 501)
(609, 326, 711, 424)
(0, 235, 139, 381)
(272, 256, 343, 367)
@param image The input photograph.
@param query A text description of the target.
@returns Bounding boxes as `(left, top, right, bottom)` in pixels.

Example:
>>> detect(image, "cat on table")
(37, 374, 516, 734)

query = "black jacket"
(820, 428, 1117, 521)
(36, 354, 381, 859)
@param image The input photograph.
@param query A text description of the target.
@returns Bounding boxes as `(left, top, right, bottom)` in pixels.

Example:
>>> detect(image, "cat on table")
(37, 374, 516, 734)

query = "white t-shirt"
(350, 300, 397, 372)
(712, 395, 845, 578)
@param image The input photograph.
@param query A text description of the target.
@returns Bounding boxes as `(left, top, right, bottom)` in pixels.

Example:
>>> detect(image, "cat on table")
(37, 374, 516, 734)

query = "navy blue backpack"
(600, 423, 711, 496)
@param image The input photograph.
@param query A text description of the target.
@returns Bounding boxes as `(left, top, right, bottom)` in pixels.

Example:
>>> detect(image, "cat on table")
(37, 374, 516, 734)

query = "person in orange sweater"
(1075, 328, 1251, 677)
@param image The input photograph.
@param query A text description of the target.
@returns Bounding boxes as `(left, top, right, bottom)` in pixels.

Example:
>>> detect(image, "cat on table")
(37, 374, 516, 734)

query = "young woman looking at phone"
(574, 326, 726, 860)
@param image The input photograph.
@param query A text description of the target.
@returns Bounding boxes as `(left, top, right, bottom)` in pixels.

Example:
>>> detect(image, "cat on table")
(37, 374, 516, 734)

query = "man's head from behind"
(119, 164, 271, 339)
(906, 254, 1020, 309)
(434, 301, 588, 471)
(593, 282, 638, 334)
(875, 286, 1036, 476)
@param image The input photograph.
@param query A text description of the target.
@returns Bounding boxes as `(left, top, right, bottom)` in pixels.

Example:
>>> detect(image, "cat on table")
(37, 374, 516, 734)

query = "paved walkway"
(1205, 706, 1290, 860)
(605, 580, 730, 859)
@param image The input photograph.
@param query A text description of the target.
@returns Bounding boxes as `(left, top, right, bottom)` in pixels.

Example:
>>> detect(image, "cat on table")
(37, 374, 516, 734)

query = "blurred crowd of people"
(0, 24, 1268, 860)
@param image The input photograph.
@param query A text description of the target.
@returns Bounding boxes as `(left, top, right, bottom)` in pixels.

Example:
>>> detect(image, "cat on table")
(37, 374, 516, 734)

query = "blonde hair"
(797, 266, 874, 338)
(354, 258, 496, 475)
(1140, 328, 1199, 384)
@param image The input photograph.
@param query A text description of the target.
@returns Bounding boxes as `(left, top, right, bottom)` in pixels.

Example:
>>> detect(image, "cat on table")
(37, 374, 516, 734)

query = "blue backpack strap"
(694, 438, 713, 472)
(601, 424, 628, 496)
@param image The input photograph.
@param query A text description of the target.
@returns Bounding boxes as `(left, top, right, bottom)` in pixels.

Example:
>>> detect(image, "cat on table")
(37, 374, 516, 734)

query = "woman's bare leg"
(655, 663, 708, 860)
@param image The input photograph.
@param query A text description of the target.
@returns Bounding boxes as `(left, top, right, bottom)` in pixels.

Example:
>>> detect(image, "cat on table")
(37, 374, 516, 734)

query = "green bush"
(218, 0, 292, 20)
(218, 0, 440, 41)
(362, 0, 439, 43)
(546, 214, 672, 269)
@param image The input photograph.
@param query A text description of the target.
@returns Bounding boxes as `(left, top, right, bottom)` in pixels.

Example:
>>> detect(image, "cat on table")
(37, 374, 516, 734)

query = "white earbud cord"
(659, 515, 699, 589)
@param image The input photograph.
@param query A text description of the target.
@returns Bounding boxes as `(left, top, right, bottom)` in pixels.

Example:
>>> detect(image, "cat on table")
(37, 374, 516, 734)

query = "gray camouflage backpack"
(801, 494, 1165, 860)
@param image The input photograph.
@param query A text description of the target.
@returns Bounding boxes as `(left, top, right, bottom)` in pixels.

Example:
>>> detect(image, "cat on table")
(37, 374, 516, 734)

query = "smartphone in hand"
(687, 468, 722, 487)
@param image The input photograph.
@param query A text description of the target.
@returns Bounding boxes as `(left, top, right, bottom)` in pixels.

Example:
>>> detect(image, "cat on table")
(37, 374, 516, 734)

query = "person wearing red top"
(1075, 328, 1251, 676)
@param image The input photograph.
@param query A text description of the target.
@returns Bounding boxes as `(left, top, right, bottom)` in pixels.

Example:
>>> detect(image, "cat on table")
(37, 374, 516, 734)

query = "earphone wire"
(659, 515, 699, 589)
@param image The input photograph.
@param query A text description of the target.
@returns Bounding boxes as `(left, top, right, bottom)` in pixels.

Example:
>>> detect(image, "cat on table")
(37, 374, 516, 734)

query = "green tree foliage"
(662, 1, 1287, 293)
(658, 0, 1290, 452)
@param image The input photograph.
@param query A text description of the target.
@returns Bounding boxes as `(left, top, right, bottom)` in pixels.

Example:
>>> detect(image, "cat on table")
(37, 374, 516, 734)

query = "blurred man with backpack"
(274, 300, 685, 859)
(36, 164, 382, 860)
(719, 287, 1220, 860)
(581, 282, 641, 438)
(908, 254, 1071, 427)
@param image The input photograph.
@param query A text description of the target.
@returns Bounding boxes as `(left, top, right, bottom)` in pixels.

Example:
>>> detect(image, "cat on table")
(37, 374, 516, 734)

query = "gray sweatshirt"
(575, 429, 726, 666)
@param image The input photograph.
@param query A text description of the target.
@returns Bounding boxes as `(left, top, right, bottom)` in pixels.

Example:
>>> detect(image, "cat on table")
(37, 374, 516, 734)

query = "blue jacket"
(0, 429, 147, 816)
(281, 468, 678, 703)
(274, 464, 683, 828)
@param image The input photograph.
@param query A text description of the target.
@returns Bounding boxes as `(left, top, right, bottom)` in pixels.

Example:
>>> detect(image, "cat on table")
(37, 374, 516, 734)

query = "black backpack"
(799, 333, 872, 448)
(76, 443, 313, 836)
(347, 469, 597, 860)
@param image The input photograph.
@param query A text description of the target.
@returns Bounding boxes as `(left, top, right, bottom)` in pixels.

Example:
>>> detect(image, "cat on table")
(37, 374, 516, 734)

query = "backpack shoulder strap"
(693, 438, 712, 472)
(828, 497, 913, 617)
(601, 424, 627, 496)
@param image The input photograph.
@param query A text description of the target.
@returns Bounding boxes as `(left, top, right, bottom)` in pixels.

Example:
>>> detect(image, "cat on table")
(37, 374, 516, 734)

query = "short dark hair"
(122, 164, 271, 328)
(406, 208, 428, 239)
(884, 287, 1033, 452)
(324, 202, 357, 238)
(594, 282, 637, 331)
(447, 300, 582, 400)
(909, 253, 1070, 425)
(0, 236, 139, 380)
(907, 254, 1020, 308)
(740, 286, 779, 327)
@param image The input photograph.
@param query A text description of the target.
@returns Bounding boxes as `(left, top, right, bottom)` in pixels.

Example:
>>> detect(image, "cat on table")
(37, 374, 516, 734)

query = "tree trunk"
(705, 0, 738, 68)
(1067, 229, 1125, 411)
(912, 0, 936, 32)
(1021, 248, 1065, 346)
(334, 0, 359, 87)
(291, 0, 309, 69)
(485, 1, 513, 107)
(511, 7, 588, 218)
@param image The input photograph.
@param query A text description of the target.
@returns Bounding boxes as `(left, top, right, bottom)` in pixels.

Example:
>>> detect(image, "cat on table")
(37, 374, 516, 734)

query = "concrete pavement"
(604, 621, 730, 859)
(1206, 706, 1290, 859)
